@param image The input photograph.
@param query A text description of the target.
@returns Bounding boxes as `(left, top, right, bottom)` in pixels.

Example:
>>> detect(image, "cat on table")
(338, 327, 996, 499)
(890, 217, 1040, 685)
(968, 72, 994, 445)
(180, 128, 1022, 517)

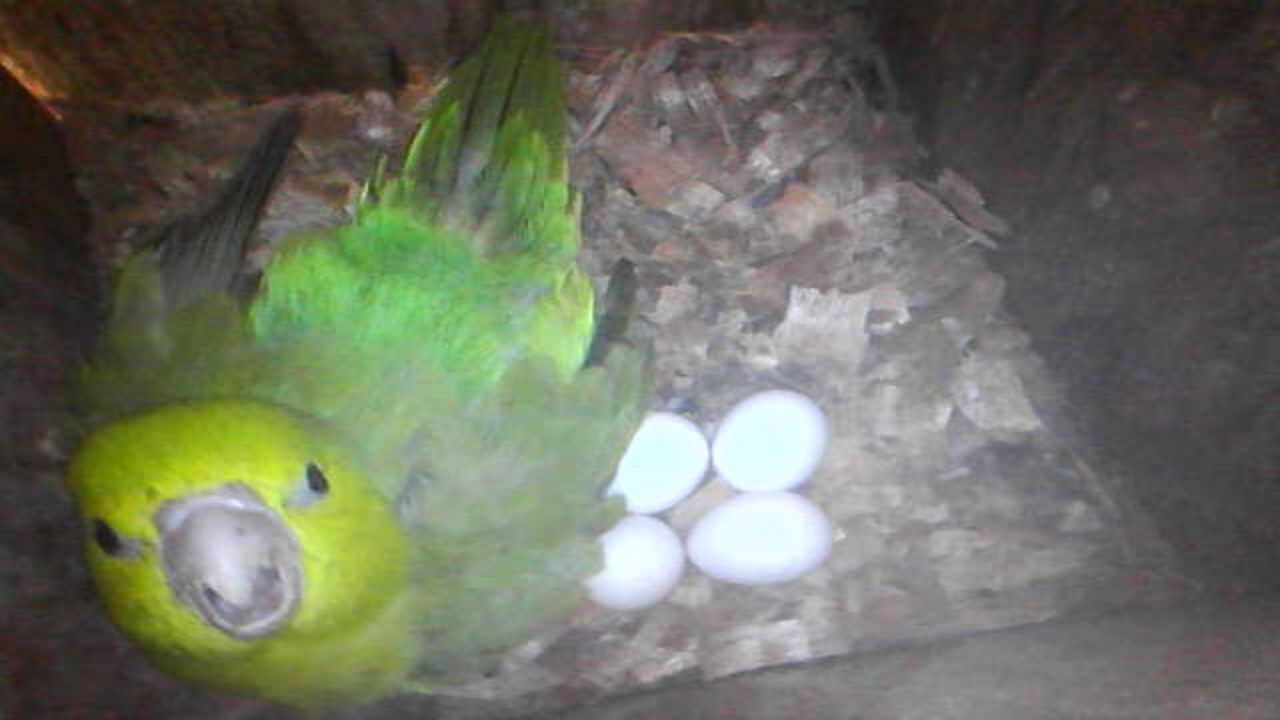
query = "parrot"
(65, 17, 647, 710)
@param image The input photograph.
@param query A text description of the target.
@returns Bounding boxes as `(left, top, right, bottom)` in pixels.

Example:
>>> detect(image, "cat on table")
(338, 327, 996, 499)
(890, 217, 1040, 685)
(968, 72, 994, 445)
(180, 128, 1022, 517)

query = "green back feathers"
(250, 17, 591, 398)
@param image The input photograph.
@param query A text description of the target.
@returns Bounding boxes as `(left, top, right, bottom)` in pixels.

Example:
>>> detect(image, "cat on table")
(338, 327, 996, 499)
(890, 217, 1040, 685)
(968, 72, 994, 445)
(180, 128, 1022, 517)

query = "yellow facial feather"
(67, 399, 417, 708)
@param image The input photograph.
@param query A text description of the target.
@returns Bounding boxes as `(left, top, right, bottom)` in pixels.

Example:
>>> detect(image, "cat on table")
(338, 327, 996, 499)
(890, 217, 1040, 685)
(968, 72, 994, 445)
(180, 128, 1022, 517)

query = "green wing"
(250, 17, 591, 401)
(389, 14, 570, 256)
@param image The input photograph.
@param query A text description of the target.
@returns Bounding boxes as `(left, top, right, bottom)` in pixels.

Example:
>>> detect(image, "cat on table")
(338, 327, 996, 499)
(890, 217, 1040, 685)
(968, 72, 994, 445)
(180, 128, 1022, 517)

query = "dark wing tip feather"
(155, 106, 301, 307)
(584, 258, 638, 367)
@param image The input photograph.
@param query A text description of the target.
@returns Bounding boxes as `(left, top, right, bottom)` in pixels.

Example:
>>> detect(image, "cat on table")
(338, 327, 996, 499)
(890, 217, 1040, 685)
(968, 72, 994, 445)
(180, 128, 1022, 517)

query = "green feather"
(250, 16, 590, 400)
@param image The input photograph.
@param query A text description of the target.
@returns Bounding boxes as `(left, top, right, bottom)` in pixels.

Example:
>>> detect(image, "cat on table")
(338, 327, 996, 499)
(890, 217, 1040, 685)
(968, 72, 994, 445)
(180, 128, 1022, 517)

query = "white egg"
(712, 389, 828, 492)
(607, 411, 709, 514)
(687, 491, 832, 586)
(586, 515, 685, 611)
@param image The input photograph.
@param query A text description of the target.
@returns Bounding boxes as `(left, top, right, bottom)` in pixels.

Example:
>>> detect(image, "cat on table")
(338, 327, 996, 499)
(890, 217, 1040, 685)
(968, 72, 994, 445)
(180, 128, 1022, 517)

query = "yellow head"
(67, 399, 416, 708)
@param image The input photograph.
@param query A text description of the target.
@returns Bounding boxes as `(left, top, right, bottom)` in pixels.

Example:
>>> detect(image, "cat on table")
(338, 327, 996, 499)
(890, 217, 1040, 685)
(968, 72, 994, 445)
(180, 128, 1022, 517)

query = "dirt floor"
(510, 596, 1280, 720)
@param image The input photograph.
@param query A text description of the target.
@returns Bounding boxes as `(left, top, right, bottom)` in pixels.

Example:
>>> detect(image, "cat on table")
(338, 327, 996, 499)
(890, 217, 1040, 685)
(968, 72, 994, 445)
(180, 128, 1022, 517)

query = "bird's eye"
(286, 462, 330, 508)
(305, 462, 329, 494)
(91, 518, 137, 558)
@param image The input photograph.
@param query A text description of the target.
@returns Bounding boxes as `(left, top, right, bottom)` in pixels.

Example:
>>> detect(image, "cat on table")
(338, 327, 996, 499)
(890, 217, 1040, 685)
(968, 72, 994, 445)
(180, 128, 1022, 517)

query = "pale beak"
(155, 483, 302, 639)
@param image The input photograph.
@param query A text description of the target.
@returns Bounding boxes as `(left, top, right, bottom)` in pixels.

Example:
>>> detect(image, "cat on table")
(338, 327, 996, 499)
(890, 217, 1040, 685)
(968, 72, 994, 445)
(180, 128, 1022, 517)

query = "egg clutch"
(588, 389, 833, 610)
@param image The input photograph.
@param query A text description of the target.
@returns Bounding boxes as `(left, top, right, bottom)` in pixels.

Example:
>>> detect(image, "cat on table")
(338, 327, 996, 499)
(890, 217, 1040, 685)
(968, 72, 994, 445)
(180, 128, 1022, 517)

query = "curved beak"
(154, 483, 301, 639)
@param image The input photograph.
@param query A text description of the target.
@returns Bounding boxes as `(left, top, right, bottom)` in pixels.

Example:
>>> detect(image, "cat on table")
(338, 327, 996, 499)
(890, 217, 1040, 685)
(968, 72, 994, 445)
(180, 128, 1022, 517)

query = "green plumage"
(72, 17, 647, 703)
(254, 20, 591, 399)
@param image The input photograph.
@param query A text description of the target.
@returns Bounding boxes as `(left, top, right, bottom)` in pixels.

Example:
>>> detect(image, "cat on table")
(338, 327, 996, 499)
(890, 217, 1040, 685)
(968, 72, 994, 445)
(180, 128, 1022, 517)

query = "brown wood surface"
(0, 0, 774, 105)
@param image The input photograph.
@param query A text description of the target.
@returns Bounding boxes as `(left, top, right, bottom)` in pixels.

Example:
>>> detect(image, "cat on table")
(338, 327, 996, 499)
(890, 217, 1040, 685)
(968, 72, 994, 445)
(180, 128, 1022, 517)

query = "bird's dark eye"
(286, 462, 330, 508)
(305, 463, 329, 494)
(92, 518, 124, 556)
